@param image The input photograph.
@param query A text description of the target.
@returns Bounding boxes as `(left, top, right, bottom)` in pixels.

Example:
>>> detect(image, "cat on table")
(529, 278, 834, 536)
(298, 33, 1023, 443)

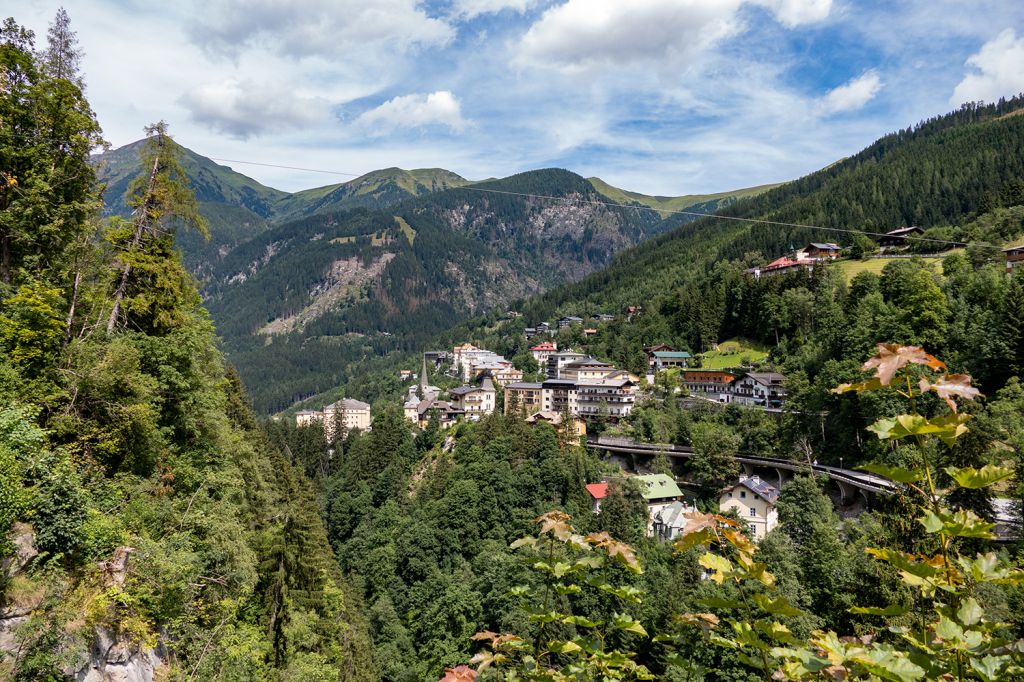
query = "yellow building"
(718, 476, 779, 541)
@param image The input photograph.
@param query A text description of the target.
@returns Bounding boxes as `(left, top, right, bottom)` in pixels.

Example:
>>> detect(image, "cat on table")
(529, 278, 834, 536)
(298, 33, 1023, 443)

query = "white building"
(719, 476, 779, 541)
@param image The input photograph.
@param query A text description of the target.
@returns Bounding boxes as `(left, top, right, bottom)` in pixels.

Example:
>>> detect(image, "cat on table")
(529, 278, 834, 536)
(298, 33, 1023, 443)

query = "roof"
(725, 475, 779, 504)
(653, 351, 692, 359)
(654, 500, 691, 528)
(296, 409, 319, 416)
(530, 341, 557, 351)
(644, 344, 674, 353)
(635, 474, 683, 501)
(327, 398, 370, 411)
(506, 382, 543, 390)
(586, 482, 609, 500)
(808, 242, 841, 250)
(559, 315, 583, 321)
(764, 256, 797, 269)
(527, 410, 562, 424)
(563, 358, 612, 369)
(1003, 245, 1024, 253)
(884, 226, 922, 236)
(542, 379, 578, 389)
(744, 372, 786, 386)
(449, 385, 479, 396)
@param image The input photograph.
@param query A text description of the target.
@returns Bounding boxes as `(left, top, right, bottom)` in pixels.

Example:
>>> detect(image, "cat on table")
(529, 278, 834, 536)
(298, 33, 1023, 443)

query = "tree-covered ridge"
(206, 168, 671, 413)
(0, 15, 374, 680)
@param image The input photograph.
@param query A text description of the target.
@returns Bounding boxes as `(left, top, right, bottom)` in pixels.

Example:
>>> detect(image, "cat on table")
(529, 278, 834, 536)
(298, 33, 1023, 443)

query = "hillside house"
(802, 242, 841, 260)
(530, 340, 558, 365)
(546, 351, 589, 379)
(399, 369, 413, 381)
(1004, 245, 1024, 274)
(644, 343, 674, 356)
(719, 475, 779, 541)
(651, 501, 697, 541)
(745, 256, 815, 279)
(649, 350, 692, 371)
(525, 410, 587, 437)
(636, 474, 684, 536)
(557, 315, 584, 329)
(625, 305, 643, 321)
(504, 381, 544, 415)
(405, 397, 463, 428)
(424, 350, 449, 367)
(583, 327, 598, 337)
(731, 372, 786, 408)
(682, 370, 737, 402)
(585, 482, 609, 513)
(880, 226, 922, 249)
(449, 375, 496, 418)
(592, 313, 615, 322)
(576, 371, 639, 420)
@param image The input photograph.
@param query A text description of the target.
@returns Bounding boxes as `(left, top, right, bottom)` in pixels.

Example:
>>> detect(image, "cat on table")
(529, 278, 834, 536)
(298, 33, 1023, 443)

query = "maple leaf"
(919, 374, 981, 413)
(470, 631, 498, 643)
(536, 510, 574, 540)
(863, 343, 945, 385)
(587, 532, 642, 573)
(438, 665, 478, 682)
(681, 511, 719, 536)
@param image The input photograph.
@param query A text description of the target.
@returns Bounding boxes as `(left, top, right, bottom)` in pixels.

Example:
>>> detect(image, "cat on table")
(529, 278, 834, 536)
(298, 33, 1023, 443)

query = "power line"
(207, 156, 969, 248)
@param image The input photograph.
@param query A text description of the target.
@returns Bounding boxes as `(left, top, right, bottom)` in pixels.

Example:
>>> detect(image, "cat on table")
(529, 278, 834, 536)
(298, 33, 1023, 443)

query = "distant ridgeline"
(97, 142, 762, 413)
(297, 96, 1024, 418)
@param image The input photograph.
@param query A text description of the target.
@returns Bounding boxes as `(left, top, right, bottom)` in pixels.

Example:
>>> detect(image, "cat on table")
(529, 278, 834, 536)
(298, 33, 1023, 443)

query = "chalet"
(546, 351, 589, 379)
(504, 381, 544, 415)
(399, 369, 413, 381)
(524, 321, 553, 340)
(323, 398, 372, 435)
(576, 371, 639, 419)
(636, 474, 684, 536)
(879, 226, 922, 249)
(719, 475, 779, 541)
(525, 410, 587, 438)
(649, 350, 692, 371)
(745, 256, 814, 280)
(682, 370, 737, 402)
(731, 372, 786, 409)
(560, 357, 616, 382)
(449, 375, 497, 418)
(557, 315, 584, 329)
(1004, 245, 1024, 274)
(803, 242, 841, 260)
(583, 327, 598, 337)
(423, 350, 450, 367)
(625, 305, 643, 321)
(530, 340, 558, 365)
(592, 313, 615, 322)
(644, 343, 675, 355)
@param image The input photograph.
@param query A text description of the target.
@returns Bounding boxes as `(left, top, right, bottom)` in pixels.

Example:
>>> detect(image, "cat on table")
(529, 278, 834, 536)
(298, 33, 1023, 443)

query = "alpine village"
(4, 6, 1024, 682)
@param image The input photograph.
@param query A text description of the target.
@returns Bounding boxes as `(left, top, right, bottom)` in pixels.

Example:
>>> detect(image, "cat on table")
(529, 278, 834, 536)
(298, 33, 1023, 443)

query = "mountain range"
(93, 143, 771, 412)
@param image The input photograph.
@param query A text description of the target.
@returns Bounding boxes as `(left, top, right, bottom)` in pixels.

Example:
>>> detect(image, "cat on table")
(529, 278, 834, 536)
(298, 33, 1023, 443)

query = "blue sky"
(20, 0, 1024, 195)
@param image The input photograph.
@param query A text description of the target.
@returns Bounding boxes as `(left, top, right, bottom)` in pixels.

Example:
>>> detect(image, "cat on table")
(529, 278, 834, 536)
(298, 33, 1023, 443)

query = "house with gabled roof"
(731, 372, 786, 408)
(1004, 245, 1024, 274)
(803, 242, 841, 259)
(879, 226, 922, 249)
(449, 374, 496, 418)
(649, 350, 692, 371)
(719, 475, 779, 540)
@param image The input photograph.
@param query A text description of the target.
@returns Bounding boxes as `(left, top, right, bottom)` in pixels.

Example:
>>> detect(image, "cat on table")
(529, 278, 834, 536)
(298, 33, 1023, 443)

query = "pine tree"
(41, 8, 83, 88)
(105, 122, 208, 334)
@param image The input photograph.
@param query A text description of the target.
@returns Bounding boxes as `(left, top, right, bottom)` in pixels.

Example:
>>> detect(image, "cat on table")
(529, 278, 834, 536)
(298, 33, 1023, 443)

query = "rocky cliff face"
(1, 528, 163, 682)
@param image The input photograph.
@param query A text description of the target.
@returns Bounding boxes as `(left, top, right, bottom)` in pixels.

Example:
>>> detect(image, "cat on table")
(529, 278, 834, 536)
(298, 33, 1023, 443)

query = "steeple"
(419, 353, 429, 399)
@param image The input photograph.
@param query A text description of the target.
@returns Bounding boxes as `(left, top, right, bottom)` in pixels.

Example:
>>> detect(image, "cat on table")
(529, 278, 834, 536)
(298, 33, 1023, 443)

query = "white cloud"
(950, 29, 1024, 105)
(189, 0, 454, 59)
(755, 0, 832, 28)
(818, 70, 882, 114)
(356, 91, 469, 134)
(179, 79, 333, 139)
(451, 0, 542, 19)
(515, 0, 745, 74)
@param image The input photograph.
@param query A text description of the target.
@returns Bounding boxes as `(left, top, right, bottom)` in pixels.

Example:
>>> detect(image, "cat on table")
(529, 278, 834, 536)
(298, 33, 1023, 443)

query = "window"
(740, 491, 746, 499)
(749, 507, 757, 517)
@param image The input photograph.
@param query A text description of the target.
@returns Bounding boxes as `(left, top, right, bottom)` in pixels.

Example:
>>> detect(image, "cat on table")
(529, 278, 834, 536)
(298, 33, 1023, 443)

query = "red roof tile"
(586, 483, 609, 499)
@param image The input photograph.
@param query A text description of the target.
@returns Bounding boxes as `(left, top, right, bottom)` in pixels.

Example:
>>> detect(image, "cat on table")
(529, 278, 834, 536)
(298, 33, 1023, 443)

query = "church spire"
(419, 353, 429, 399)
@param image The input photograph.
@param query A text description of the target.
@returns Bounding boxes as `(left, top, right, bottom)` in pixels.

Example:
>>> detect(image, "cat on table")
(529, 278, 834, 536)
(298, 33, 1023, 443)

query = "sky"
(17, 0, 1024, 195)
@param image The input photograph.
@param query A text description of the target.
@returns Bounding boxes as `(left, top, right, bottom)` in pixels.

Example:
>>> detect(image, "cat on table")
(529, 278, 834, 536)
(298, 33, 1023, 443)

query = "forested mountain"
(94, 143, 469, 276)
(207, 169, 669, 413)
(1, 19, 374, 680)
(95, 143, 776, 414)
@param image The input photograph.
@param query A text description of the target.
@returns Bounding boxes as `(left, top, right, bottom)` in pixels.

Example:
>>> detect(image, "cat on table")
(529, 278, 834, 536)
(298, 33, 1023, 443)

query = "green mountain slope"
(588, 176, 782, 215)
(206, 168, 667, 413)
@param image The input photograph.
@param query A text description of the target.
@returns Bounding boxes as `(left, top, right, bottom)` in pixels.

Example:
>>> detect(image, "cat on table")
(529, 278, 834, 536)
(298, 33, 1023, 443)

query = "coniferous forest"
(4, 8, 1024, 682)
